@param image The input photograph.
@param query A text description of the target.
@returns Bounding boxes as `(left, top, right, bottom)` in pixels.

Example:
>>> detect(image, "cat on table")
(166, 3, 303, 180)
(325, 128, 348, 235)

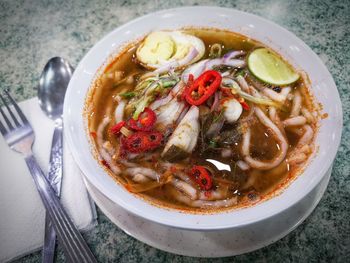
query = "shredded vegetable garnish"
(222, 77, 286, 110)
(119, 92, 136, 99)
(127, 73, 180, 119)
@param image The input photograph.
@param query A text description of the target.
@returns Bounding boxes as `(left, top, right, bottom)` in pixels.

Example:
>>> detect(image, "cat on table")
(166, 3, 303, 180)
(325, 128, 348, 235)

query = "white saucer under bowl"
(83, 166, 331, 257)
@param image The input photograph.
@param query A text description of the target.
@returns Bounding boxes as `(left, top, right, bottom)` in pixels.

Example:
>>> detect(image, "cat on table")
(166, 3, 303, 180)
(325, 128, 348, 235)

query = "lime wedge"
(248, 48, 300, 86)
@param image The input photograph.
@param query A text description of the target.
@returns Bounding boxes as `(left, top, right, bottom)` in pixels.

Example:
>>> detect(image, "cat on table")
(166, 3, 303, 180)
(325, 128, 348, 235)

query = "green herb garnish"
(235, 69, 246, 77)
(120, 92, 136, 99)
(209, 140, 218, 148)
(213, 109, 224, 122)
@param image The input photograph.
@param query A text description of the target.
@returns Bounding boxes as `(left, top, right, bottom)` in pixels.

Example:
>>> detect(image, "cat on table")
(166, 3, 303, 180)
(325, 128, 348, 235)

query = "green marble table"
(1, 0, 348, 262)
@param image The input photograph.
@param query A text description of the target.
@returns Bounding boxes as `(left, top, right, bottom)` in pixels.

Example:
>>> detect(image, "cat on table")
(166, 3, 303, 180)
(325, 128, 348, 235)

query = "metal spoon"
(38, 57, 73, 262)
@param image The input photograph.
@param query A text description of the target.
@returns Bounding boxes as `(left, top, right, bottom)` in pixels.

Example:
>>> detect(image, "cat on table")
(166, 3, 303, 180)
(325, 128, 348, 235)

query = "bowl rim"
(63, 6, 343, 230)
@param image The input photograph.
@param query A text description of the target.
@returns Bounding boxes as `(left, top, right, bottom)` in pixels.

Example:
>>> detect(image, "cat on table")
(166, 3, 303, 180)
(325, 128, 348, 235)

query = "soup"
(86, 28, 319, 212)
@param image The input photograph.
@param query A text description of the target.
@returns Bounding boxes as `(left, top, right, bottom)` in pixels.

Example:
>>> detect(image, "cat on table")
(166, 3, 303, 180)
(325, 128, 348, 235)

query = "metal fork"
(0, 90, 97, 263)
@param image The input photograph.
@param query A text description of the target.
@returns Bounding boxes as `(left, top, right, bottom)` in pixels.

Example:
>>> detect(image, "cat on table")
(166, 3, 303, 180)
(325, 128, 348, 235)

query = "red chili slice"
(110, 121, 126, 134)
(128, 107, 156, 131)
(241, 101, 250, 111)
(124, 131, 163, 153)
(181, 74, 194, 101)
(237, 97, 250, 111)
(189, 165, 213, 191)
(220, 87, 234, 98)
(90, 131, 97, 138)
(185, 70, 222, 106)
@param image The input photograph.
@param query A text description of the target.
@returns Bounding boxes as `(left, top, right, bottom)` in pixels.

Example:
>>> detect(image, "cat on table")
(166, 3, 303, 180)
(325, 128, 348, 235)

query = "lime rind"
(248, 48, 300, 86)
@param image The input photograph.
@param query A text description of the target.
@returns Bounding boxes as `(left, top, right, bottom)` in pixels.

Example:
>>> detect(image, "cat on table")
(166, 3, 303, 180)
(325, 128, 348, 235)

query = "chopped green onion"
(235, 69, 246, 77)
(129, 73, 180, 119)
(213, 109, 224, 122)
(223, 78, 286, 111)
(162, 80, 177, 88)
(209, 140, 218, 148)
(120, 92, 136, 99)
(238, 91, 284, 109)
(132, 97, 151, 119)
(134, 77, 157, 91)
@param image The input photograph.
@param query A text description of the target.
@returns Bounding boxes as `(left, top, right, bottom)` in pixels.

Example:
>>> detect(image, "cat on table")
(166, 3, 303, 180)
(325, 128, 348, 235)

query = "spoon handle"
(42, 122, 63, 263)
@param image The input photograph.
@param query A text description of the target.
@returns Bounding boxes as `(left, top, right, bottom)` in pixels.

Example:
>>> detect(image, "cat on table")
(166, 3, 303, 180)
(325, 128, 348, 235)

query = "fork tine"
(0, 118, 7, 136)
(1, 90, 21, 127)
(3, 90, 29, 125)
(0, 94, 15, 130)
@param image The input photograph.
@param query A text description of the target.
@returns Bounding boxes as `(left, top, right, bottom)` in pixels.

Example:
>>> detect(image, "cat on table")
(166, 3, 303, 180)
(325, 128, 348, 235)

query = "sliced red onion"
(221, 71, 231, 77)
(181, 59, 208, 83)
(223, 59, 246, 68)
(143, 47, 199, 79)
(223, 50, 245, 62)
(152, 61, 178, 76)
(205, 58, 246, 71)
(149, 81, 185, 110)
(204, 58, 222, 70)
(175, 105, 189, 126)
(182, 57, 245, 84)
(210, 91, 221, 112)
(149, 94, 172, 111)
(178, 47, 199, 67)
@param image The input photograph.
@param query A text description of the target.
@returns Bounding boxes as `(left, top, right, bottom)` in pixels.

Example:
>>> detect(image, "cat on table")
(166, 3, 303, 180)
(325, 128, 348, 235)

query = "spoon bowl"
(37, 56, 76, 262)
(38, 57, 74, 120)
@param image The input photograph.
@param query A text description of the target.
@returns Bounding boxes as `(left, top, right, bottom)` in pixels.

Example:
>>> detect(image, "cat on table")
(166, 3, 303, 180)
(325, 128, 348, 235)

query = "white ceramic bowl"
(64, 7, 342, 234)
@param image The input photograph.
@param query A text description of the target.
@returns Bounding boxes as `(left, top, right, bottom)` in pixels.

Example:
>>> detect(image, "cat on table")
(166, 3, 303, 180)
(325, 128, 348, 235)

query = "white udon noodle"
(236, 75, 250, 92)
(125, 164, 239, 207)
(299, 125, 313, 144)
(114, 96, 126, 123)
(241, 107, 289, 170)
(268, 106, 287, 138)
(170, 188, 238, 208)
(290, 91, 302, 117)
(301, 107, 315, 123)
(96, 117, 121, 174)
(236, 75, 314, 170)
(125, 167, 161, 181)
(171, 178, 198, 200)
(283, 116, 307, 127)
(262, 86, 291, 103)
(269, 106, 277, 121)
(287, 124, 314, 165)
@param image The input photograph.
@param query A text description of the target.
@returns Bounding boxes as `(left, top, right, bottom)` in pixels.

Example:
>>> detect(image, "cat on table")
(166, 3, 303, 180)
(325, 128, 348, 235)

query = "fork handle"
(25, 155, 97, 263)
